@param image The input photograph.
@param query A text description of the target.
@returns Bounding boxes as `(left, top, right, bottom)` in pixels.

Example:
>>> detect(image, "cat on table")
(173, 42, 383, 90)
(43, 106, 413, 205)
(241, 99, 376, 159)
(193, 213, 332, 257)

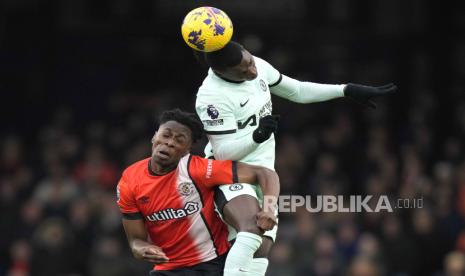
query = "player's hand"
(256, 209, 277, 231)
(253, 115, 280, 143)
(344, 83, 397, 109)
(135, 245, 169, 264)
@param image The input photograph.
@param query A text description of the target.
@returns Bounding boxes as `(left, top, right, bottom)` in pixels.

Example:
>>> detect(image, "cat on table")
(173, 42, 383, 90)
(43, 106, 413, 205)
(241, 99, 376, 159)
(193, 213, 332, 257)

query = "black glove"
(253, 115, 279, 143)
(344, 83, 397, 109)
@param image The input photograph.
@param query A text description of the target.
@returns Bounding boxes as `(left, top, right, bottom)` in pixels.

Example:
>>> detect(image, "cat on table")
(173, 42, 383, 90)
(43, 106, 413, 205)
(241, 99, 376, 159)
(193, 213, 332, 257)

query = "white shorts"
(214, 183, 278, 242)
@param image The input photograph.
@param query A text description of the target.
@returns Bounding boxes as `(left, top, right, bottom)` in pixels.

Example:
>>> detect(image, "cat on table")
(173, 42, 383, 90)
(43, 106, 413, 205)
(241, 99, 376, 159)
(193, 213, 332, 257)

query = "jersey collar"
(148, 160, 176, 176)
(213, 71, 245, 84)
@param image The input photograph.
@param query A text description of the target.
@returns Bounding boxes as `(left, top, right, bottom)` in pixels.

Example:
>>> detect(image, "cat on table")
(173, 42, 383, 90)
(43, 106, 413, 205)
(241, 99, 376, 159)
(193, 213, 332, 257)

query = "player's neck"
(148, 159, 177, 176)
(213, 71, 244, 84)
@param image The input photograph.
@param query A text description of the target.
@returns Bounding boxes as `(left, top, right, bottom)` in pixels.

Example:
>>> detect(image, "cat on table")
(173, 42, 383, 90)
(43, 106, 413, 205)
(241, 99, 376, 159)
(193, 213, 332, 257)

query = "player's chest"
(232, 78, 273, 128)
(234, 77, 272, 117)
(136, 176, 204, 223)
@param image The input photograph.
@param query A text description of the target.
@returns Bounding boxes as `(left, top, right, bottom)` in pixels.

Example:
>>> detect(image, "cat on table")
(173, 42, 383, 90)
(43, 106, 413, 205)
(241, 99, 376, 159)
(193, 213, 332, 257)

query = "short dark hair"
(204, 41, 244, 70)
(159, 109, 203, 143)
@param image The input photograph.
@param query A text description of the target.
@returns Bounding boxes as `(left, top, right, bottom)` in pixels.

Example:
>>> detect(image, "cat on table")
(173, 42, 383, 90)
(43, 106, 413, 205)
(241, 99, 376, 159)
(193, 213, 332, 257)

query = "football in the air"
(181, 6, 233, 52)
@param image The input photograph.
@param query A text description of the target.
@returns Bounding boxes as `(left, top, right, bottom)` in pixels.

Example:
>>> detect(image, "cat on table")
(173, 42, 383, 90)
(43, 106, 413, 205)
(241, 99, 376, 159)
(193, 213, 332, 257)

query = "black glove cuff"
(344, 83, 375, 98)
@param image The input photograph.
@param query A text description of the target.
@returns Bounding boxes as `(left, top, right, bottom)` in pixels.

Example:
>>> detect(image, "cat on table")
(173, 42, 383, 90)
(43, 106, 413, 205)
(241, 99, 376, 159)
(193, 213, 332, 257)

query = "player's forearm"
(209, 134, 259, 161)
(271, 75, 345, 103)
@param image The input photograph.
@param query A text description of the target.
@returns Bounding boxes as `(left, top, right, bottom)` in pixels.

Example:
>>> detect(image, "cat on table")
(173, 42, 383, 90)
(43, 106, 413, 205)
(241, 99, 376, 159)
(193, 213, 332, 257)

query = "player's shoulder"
(198, 69, 221, 91)
(196, 86, 220, 99)
(187, 154, 205, 164)
(253, 55, 266, 63)
(122, 157, 150, 184)
(198, 74, 221, 97)
(253, 56, 271, 68)
(196, 84, 235, 107)
(253, 55, 280, 84)
(254, 56, 277, 73)
(180, 154, 205, 176)
(182, 154, 200, 167)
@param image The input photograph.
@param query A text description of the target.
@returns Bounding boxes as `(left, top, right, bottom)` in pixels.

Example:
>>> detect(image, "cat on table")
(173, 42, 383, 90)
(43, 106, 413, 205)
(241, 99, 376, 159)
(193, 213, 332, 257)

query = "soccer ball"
(181, 7, 233, 52)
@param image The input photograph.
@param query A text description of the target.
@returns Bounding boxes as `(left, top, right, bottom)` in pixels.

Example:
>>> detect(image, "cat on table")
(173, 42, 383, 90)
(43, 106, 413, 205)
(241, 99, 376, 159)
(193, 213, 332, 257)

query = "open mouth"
(157, 150, 170, 159)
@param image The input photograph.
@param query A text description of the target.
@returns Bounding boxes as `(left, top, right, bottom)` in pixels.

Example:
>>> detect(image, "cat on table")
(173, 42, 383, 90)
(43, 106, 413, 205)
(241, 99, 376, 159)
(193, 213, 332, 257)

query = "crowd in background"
(2, 0, 465, 275)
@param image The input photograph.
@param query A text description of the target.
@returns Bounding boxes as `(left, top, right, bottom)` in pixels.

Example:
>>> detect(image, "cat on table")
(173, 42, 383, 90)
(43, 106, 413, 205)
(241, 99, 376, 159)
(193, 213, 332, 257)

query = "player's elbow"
(288, 95, 309, 104)
(255, 166, 274, 176)
(255, 167, 280, 186)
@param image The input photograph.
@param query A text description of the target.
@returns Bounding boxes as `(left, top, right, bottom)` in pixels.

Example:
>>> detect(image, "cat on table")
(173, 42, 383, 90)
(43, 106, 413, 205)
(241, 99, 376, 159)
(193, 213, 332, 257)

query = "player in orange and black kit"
(117, 109, 280, 276)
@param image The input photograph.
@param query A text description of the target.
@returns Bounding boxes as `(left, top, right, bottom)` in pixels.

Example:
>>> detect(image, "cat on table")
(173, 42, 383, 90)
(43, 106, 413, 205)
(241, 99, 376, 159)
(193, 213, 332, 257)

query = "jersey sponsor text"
(146, 202, 200, 222)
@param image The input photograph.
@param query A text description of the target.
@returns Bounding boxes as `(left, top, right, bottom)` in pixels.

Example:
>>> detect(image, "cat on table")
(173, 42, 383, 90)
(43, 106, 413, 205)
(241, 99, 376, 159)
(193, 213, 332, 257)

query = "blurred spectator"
(30, 218, 77, 275)
(6, 240, 31, 276)
(33, 162, 80, 218)
(73, 145, 119, 190)
(346, 256, 383, 276)
(411, 207, 449, 275)
(16, 200, 44, 240)
(88, 237, 132, 276)
(268, 240, 296, 276)
(356, 233, 383, 263)
(381, 214, 417, 275)
(1, 136, 24, 174)
(441, 251, 465, 276)
(297, 231, 343, 276)
(336, 221, 359, 264)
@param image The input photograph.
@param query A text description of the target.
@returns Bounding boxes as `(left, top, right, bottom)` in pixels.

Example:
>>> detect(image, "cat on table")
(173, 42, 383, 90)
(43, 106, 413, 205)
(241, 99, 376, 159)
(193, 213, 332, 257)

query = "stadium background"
(2, 0, 465, 275)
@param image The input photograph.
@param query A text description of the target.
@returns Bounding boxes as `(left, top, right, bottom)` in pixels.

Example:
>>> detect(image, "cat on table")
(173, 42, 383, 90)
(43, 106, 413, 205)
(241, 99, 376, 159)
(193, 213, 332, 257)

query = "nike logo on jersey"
(240, 99, 249, 107)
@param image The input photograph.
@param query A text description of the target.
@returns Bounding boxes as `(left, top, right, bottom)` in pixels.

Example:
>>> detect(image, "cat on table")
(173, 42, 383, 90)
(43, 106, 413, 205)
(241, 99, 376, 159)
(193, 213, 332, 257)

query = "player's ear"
(151, 132, 157, 152)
